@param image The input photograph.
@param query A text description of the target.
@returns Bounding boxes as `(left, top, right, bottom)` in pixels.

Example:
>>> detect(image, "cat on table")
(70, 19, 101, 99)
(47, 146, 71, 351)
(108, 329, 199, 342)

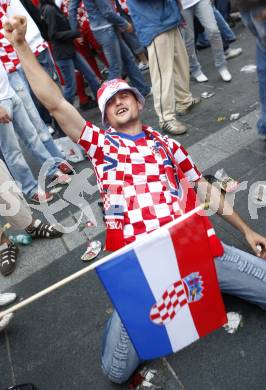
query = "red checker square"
(132, 163, 146, 175)
(176, 289, 185, 298)
(180, 299, 187, 307)
(172, 299, 179, 308)
(161, 312, 170, 321)
(141, 206, 156, 220)
(166, 301, 172, 310)
(169, 311, 176, 320)
(115, 171, 124, 181)
(158, 302, 166, 311)
(162, 290, 169, 300)
(109, 145, 117, 154)
(168, 289, 176, 299)
(132, 222, 147, 236)
(173, 280, 182, 288)
(150, 312, 160, 320)
(179, 158, 193, 174)
(91, 130, 99, 145)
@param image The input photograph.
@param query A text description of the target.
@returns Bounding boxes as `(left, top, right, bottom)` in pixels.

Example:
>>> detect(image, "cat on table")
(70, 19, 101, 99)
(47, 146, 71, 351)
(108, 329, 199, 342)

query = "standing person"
(40, 0, 100, 104)
(114, 0, 149, 71)
(68, 0, 150, 99)
(0, 61, 71, 202)
(237, 1, 266, 140)
(6, 16, 266, 384)
(195, 6, 242, 64)
(181, 0, 232, 83)
(127, 0, 200, 134)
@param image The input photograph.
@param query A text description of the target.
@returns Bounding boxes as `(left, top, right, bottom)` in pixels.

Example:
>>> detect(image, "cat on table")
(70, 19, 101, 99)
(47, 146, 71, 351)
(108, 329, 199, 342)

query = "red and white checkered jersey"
(0, 0, 48, 73)
(78, 122, 201, 244)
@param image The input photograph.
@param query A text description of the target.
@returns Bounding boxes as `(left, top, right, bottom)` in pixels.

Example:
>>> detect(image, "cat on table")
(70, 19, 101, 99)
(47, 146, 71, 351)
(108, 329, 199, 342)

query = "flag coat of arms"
(96, 212, 227, 360)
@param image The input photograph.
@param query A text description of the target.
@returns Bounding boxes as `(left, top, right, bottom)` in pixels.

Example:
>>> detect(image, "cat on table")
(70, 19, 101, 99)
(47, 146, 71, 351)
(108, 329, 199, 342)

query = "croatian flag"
(96, 211, 227, 360)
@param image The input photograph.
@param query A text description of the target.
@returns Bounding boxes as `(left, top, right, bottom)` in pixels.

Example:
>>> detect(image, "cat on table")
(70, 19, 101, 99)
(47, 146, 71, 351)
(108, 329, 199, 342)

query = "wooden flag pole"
(0, 203, 208, 319)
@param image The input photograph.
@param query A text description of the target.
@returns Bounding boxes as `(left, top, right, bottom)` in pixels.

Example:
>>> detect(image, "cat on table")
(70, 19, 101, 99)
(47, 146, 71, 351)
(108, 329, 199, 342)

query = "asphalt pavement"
(0, 21, 266, 390)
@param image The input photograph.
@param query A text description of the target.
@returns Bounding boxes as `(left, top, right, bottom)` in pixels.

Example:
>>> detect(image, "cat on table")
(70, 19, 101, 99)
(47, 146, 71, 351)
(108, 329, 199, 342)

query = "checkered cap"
(97, 79, 145, 127)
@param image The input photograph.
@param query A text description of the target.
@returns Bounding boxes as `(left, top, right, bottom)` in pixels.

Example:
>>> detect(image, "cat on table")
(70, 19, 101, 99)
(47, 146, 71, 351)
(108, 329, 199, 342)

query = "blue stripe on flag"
(96, 249, 173, 360)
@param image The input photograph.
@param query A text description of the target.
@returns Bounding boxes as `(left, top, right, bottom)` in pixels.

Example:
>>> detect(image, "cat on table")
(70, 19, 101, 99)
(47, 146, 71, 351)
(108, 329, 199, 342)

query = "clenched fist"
(3, 15, 27, 47)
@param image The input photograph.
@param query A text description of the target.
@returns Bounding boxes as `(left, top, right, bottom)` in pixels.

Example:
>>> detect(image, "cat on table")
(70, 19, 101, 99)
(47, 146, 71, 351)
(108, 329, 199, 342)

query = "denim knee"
(101, 311, 140, 384)
(101, 321, 134, 384)
(216, 243, 266, 310)
(205, 28, 221, 40)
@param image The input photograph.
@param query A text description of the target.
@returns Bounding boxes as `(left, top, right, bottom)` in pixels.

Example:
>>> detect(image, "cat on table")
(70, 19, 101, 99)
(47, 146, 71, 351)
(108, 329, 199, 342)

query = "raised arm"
(4, 16, 85, 143)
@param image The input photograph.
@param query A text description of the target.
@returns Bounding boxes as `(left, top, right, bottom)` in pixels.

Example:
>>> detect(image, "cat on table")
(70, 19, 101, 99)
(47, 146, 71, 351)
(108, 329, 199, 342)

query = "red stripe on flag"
(169, 213, 227, 338)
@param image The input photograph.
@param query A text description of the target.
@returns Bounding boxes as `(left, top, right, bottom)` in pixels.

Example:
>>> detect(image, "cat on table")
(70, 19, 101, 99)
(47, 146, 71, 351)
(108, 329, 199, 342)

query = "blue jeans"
(8, 70, 65, 161)
(57, 52, 100, 103)
(182, 0, 226, 77)
(241, 11, 266, 135)
(197, 7, 236, 51)
(101, 242, 266, 384)
(215, 0, 230, 22)
(0, 93, 58, 195)
(93, 26, 150, 96)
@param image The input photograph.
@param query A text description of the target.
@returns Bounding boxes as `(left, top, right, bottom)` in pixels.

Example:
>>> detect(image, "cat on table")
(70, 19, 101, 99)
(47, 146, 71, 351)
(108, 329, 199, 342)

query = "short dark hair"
(233, 0, 266, 11)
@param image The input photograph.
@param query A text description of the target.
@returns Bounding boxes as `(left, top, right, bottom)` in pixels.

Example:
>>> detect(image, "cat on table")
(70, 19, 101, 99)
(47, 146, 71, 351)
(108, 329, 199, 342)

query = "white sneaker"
(160, 120, 187, 135)
(194, 72, 208, 83)
(0, 313, 13, 332)
(47, 125, 55, 135)
(138, 62, 149, 71)
(219, 67, 232, 82)
(225, 47, 242, 60)
(0, 293, 16, 306)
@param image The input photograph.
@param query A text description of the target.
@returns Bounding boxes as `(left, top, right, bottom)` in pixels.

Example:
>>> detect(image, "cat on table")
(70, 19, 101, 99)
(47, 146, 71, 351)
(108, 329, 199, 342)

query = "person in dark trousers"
(40, 0, 100, 104)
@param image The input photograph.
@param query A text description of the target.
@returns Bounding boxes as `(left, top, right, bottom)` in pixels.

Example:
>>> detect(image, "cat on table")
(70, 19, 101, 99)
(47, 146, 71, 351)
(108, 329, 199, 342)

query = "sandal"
(25, 219, 63, 239)
(81, 240, 102, 262)
(0, 241, 19, 276)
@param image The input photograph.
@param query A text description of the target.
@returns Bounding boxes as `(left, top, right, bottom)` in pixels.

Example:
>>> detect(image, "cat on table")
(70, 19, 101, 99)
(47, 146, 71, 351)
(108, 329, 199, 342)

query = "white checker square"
(137, 145, 153, 157)
(147, 181, 164, 194)
(124, 162, 133, 175)
(123, 184, 137, 198)
(143, 219, 159, 232)
(124, 224, 134, 238)
(145, 163, 160, 176)
(137, 192, 154, 207)
(131, 174, 147, 185)
(127, 208, 143, 223)
(130, 153, 145, 164)
(119, 146, 128, 155)
(153, 203, 173, 218)
(88, 144, 97, 158)
(174, 146, 187, 164)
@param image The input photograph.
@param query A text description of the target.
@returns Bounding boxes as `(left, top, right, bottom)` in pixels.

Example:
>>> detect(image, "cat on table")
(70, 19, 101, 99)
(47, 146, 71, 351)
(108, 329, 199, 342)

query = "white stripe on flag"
(135, 228, 199, 352)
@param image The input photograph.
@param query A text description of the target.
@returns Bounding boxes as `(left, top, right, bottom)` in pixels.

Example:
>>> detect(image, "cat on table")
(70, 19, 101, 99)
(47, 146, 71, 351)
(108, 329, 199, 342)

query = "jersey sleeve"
(171, 139, 202, 182)
(77, 121, 105, 161)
